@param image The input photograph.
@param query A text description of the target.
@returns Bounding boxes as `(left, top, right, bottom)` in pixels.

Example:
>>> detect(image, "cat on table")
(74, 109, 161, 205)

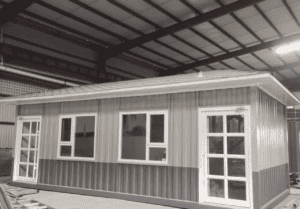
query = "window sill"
(118, 159, 168, 166)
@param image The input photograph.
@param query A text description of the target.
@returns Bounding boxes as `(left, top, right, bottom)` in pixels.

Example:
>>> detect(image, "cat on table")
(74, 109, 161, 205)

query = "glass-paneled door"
(198, 106, 252, 208)
(13, 116, 41, 184)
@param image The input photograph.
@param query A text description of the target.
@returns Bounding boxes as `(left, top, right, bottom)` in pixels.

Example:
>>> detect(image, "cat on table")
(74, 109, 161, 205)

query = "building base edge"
(260, 189, 290, 209)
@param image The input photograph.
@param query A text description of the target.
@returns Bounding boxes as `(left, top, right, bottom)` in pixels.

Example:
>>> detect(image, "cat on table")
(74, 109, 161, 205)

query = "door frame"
(198, 106, 253, 209)
(13, 115, 42, 184)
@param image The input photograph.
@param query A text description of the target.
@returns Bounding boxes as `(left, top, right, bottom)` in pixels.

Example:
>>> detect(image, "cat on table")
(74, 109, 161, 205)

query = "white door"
(13, 116, 41, 184)
(199, 106, 252, 208)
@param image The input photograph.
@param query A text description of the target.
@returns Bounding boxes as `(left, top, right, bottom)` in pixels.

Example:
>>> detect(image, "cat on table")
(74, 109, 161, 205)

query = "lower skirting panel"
(252, 163, 289, 209)
(38, 159, 199, 202)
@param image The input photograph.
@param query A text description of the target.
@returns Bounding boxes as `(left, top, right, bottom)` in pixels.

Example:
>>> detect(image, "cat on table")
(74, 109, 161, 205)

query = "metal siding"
(288, 121, 297, 172)
(0, 125, 15, 148)
(0, 103, 15, 122)
(38, 160, 198, 202)
(18, 104, 43, 116)
(119, 94, 170, 110)
(198, 87, 250, 106)
(40, 103, 60, 159)
(60, 100, 98, 114)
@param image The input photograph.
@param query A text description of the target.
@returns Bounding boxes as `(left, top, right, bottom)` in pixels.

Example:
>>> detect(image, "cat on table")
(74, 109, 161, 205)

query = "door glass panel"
(149, 147, 166, 161)
(29, 151, 35, 163)
(207, 116, 223, 133)
(208, 158, 224, 175)
(227, 115, 244, 133)
(228, 159, 245, 177)
(28, 165, 34, 178)
(19, 165, 27, 177)
(61, 118, 71, 142)
(36, 151, 38, 161)
(30, 136, 36, 148)
(37, 122, 40, 131)
(227, 137, 244, 155)
(228, 181, 246, 200)
(208, 179, 224, 198)
(36, 136, 39, 148)
(209, 137, 223, 154)
(150, 115, 164, 143)
(22, 122, 30, 134)
(60, 146, 71, 157)
(21, 136, 29, 148)
(31, 122, 37, 134)
(20, 150, 28, 162)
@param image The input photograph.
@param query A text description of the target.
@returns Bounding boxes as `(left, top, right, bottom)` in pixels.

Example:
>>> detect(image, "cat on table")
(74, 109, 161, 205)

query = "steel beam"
(105, 0, 265, 58)
(159, 33, 300, 76)
(0, 0, 37, 26)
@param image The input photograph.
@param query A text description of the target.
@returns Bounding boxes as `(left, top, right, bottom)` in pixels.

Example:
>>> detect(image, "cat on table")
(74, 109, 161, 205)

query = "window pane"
(29, 151, 35, 163)
(207, 116, 223, 133)
(209, 137, 223, 154)
(22, 122, 30, 134)
(20, 150, 28, 162)
(30, 136, 36, 148)
(60, 146, 71, 157)
(28, 165, 34, 178)
(227, 115, 244, 133)
(228, 159, 245, 177)
(21, 136, 29, 148)
(19, 165, 27, 177)
(149, 148, 166, 161)
(208, 179, 224, 198)
(228, 181, 246, 200)
(74, 116, 95, 158)
(122, 114, 146, 160)
(31, 122, 37, 134)
(150, 115, 164, 143)
(208, 158, 224, 176)
(61, 118, 71, 142)
(227, 137, 245, 155)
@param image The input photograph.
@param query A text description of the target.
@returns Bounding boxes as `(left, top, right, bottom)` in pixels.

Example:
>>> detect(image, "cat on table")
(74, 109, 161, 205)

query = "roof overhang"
(1, 72, 299, 106)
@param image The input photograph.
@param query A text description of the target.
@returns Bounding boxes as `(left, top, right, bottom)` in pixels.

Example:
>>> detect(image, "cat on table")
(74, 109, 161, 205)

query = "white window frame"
(198, 106, 253, 209)
(118, 110, 168, 165)
(57, 113, 97, 161)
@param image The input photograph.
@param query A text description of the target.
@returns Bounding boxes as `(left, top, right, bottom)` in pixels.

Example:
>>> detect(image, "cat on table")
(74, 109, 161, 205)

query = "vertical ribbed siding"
(18, 104, 44, 116)
(40, 103, 59, 159)
(198, 87, 250, 106)
(98, 98, 120, 163)
(119, 94, 170, 110)
(60, 100, 98, 114)
(0, 125, 15, 148)
(288, 121, 300, 172)
(38, 160, 199, 202)
(170, 92, 198, 169)
(0, 103, 15, 122)
(256, 89, 286, 170)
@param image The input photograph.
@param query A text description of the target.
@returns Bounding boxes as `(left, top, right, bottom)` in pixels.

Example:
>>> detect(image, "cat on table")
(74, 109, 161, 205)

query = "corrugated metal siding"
(60, 100, 98, 114)
(0, 125, 15, 148)
(0, 103, 15, 122)
(97, 98, 120, 163)
(18, 104, 44, 116)
(0, 103, 16, 148)
(257, 163, 289, 208)
(119, 94, 170, 110)
(38, 159, 199, 202)
(256, 89, 287, 170)
(40, 103, 59, 160)
(198, 87, 250, 106)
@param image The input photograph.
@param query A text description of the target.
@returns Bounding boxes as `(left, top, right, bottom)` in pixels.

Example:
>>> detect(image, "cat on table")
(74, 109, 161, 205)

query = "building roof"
(0, 69, 299, 106)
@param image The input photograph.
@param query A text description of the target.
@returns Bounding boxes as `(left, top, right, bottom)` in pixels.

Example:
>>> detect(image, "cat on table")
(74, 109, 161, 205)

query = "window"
(57, 114, 96, 159)
(119, 110, 168, 164)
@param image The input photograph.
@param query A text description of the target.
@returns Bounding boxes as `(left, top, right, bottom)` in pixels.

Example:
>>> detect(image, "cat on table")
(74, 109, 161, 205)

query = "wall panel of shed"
(18, 104, 43, 116)
(256, 89, 287, 171)
(40, 103, 60, 160)
(0, 103, 16, 148)
(60, 100, 98, 114)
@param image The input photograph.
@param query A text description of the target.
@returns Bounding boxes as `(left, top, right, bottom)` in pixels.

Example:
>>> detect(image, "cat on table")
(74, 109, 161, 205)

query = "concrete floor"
(24, 191, 177, 209)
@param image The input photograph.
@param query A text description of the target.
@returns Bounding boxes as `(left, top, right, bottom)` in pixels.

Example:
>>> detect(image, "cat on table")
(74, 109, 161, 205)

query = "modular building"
(0, 70, 299, 209)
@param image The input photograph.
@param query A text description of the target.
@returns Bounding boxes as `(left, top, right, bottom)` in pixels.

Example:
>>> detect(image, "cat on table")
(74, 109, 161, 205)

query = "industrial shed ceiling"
(1, 0, 300, 95)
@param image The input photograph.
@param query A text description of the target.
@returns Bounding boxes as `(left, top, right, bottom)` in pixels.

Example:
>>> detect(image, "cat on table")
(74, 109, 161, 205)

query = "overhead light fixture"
(275, 40, 300, 55)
